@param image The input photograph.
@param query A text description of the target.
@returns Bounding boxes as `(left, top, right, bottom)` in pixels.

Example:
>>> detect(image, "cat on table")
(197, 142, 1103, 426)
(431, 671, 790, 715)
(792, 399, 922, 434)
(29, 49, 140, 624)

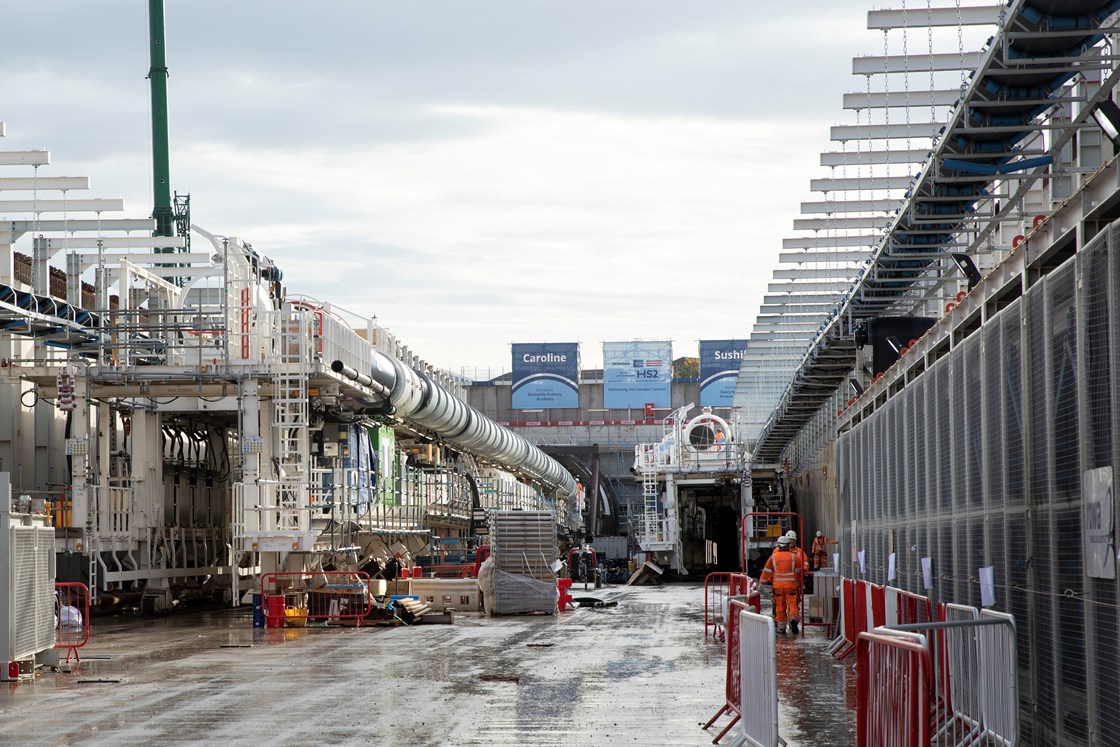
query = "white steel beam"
(0, 177, 89, 191)
(0, 198, 123, 213)
(744, 340, 815, 350)
(0, 151, 50, 166)
(133, 266, 221, 278)
(7, 219, 154, 233)
(764, 294, 842, 305)
(759, 306, 836, 315)
(831, 122, 943, 141)
(801, 198, 900, 214)
(773, 268, 855, 280)
(810, 176, 914, 193)
(821, 149, 929, 167)
(843, 89, 961, 110)
(793, 216, 895, 231)
(782, 235, 878, 250)
(853, 52, 983, 75)
(754, 316, 827, 324)
(768, 281, 852, 293)
(77, 252, 212, 271)
(779, 250, 872, 263)
(0, 122, 5, 137)
(867, 6, 1001, 29)
(749, 332, 816, 341)
(43, 236, 187, 250)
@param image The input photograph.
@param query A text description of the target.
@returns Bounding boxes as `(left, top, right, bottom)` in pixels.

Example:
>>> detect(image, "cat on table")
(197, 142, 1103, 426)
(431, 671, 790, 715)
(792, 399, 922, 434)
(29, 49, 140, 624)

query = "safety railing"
(857, 628, 933, 747)
(806, 568, 839, 637)
(853, 596, 1019, 746)
(923, 605, 1020, 746)
(830, 579, 886, 661)
(703, 589, 746, 744)
(730, 605, 785, 747)
(54, 582, 90, 665)
(704, 572, 760, 640)
(260, 571, 372, 627)
(829, 577, 858, 660)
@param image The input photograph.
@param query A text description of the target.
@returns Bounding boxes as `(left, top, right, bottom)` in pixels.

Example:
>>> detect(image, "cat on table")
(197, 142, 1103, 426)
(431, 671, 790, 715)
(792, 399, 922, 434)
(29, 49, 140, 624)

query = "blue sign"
(511, 343, 580, 409)
(603, 341, 671, 409)
(699, 339, 748, 407)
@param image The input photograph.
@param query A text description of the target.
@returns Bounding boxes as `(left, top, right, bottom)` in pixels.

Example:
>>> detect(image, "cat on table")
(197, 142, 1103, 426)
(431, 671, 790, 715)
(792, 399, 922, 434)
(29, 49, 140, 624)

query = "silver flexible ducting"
(331, 357, 576, 498)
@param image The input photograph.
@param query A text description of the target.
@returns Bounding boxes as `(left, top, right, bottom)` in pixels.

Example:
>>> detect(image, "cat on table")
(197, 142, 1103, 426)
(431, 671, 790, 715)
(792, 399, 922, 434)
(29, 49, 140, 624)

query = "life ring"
(1012, 235, 1025, 249)
(1033, 214, 1046, 229)
(899, 346, 910, 355)
(956, 290, 968, 303)
(945, 301, 956, 314)
(908, 338, 919, 347)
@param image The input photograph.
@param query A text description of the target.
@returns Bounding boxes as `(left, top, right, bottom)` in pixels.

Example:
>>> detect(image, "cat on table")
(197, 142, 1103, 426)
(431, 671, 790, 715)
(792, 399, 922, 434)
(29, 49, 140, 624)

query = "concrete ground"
(0, 583, 855, 746)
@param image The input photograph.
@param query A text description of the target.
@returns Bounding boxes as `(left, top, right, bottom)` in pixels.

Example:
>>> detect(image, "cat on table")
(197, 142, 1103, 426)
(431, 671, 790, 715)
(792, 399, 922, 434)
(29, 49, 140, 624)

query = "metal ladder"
(270, 308, 311, 534)
(638, 445, 661, 544)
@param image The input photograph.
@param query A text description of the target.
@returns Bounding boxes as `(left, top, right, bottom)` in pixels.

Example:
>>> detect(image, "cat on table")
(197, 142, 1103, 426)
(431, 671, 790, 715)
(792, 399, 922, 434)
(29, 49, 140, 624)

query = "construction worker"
(811, 530, 838, 570)
(759, 535, 803, 634)
(785, 530, 810, 577)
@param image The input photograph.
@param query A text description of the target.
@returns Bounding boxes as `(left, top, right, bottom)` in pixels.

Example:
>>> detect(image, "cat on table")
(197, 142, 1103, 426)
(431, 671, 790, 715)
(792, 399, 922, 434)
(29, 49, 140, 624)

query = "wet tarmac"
(0, 583, 855, 746)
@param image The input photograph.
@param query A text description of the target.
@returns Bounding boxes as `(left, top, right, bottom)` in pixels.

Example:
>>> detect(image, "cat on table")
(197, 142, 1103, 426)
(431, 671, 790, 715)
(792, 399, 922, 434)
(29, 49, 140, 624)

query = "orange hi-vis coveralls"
(811, 535, 838, 569)
(791, 545, 809, 576)
(760, 547, 802, 624)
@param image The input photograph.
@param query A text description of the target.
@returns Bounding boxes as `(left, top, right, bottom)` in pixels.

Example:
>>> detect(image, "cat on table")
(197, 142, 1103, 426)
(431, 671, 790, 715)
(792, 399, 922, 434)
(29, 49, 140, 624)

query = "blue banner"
(511, 343, 580, 409)
(699, 339, 748, 407)
(603, 341, 671, 409)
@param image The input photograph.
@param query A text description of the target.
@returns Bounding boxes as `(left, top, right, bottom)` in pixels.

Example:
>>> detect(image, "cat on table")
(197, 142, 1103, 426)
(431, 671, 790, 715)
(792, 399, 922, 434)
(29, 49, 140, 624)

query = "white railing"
(731, 607, 785, 747)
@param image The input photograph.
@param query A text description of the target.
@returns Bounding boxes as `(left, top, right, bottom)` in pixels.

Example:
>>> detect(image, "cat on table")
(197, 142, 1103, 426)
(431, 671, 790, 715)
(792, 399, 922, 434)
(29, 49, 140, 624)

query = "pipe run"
(331, 357, 577, 498)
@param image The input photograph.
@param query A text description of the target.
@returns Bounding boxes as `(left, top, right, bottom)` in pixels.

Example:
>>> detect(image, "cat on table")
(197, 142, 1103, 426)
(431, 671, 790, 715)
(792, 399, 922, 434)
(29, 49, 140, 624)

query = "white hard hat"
(785, 530, 797, 541)
(816, 530, 823, 537)
(776, 536, 791, 548)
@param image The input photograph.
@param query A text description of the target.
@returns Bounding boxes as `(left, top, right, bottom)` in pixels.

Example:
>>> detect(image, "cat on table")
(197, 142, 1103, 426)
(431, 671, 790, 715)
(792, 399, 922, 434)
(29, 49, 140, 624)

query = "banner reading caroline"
(699, 339, 748, 407)
(603, 340, 671, 409)
(511, 343, 580, 409)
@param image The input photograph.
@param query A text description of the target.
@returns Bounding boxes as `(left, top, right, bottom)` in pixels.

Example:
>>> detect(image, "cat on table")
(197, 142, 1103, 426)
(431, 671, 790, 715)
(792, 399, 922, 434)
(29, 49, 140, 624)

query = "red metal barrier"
(857, 630, 933, 746)
(54, 582, 90, 665)
(895, 588, 934, 626)
(261, 571, 372, 627)
(704, 572, 761, 640)
(831, 577, 859, 660)
(702, 588, 746, 744)
(870, 583, 886, 628)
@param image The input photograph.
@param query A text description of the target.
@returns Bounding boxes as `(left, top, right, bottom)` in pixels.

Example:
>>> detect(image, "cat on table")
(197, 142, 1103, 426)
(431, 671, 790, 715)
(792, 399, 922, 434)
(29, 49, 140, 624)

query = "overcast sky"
(3, 1, 894, 375)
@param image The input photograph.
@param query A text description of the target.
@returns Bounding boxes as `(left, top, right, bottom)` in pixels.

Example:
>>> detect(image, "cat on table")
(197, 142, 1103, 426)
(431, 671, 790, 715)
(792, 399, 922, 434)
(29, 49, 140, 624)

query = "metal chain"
(903, 1, 912, 160)
(928, 0, 937, 143)
(883, 30, 890, 192)
(957, 0, 967, 98)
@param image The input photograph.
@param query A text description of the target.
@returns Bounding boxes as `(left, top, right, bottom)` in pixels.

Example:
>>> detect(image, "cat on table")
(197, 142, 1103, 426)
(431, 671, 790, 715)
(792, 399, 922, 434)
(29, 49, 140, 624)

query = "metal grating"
(10, 525, 55, 660)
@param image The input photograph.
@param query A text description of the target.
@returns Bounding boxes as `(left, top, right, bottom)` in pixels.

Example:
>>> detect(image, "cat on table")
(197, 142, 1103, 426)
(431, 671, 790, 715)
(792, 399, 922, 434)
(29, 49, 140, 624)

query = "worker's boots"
(789, 617, 799, 635)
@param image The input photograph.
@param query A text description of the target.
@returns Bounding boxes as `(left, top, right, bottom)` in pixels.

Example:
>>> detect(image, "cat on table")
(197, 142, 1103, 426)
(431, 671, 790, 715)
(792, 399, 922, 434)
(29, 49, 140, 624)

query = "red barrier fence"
(702, 589, 746, 744)
(857, 630, 933, 747)
(54, 582, 89, 665)
(261, 571, 372, 627)
(703, 572, 760, 640)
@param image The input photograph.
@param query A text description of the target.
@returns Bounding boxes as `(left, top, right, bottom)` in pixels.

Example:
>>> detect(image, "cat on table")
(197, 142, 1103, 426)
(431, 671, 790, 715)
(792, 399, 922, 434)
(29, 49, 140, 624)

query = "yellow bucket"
(284, 607, 308, 628)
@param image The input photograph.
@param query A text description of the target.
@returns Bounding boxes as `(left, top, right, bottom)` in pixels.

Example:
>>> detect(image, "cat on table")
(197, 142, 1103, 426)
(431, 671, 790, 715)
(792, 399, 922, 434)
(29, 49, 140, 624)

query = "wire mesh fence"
(837, 225, 1120, 746)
